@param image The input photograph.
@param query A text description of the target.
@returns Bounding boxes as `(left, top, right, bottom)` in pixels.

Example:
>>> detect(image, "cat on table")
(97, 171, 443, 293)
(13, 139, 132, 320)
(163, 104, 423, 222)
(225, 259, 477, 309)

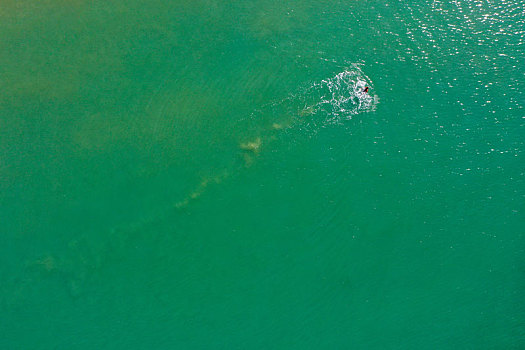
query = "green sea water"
(1, 0, 524, 348)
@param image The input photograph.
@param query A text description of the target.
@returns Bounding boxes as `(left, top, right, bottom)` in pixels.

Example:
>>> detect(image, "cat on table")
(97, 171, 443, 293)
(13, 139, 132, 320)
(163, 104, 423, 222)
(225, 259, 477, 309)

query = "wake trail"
(113, 66, 379, 234)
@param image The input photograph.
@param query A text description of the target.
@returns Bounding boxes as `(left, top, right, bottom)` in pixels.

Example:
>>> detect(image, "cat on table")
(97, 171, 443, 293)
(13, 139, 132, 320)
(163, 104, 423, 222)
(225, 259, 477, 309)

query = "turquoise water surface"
(1, 0, 524, 348)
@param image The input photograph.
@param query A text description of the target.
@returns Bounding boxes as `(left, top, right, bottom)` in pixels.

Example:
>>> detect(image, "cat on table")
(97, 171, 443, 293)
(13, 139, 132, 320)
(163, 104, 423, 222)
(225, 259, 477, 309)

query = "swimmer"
(362, 86, 369, 93)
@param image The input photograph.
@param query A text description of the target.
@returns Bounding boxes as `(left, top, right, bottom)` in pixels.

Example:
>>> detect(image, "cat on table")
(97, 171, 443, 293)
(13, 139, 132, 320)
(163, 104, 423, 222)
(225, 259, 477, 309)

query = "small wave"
(247, 66, 378, 132)
(306, 68, 377, 120)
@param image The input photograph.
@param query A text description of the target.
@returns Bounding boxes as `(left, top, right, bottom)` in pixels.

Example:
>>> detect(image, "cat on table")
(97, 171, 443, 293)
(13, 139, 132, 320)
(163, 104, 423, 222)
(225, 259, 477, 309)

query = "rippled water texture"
(1, 0, 523, 348)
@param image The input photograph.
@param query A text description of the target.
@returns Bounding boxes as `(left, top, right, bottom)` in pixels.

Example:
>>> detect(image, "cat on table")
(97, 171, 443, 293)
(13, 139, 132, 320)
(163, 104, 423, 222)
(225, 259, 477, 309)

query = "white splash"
(304, 68, 377, 123)
(249, 66, 378, 131)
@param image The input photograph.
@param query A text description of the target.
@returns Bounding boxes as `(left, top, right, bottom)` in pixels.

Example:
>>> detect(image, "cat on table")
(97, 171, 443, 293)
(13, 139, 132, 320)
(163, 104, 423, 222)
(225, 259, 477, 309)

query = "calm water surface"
(1, 0, 524, 348)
